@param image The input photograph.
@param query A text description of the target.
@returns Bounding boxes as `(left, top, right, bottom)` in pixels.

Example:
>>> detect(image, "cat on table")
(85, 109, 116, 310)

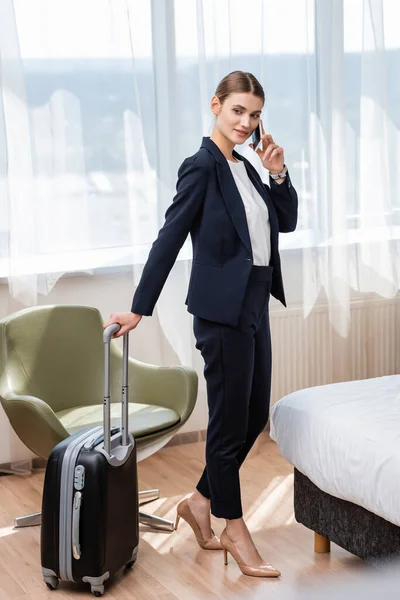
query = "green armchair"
(0, 305, 198, 530)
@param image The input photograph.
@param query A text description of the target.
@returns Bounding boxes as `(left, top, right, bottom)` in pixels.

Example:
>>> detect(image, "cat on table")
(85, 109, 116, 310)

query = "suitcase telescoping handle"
(103, 324, 129, 455)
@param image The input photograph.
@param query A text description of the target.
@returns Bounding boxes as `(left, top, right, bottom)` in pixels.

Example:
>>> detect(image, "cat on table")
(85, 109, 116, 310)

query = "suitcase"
(40, 324, 139, 597)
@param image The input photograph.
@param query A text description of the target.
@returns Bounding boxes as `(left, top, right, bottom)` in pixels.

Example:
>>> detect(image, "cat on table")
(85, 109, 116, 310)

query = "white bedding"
(270, 375, 400, 526)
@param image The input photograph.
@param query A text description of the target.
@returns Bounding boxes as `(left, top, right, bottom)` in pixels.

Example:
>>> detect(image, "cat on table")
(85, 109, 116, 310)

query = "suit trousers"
(194, 265, 273, 519)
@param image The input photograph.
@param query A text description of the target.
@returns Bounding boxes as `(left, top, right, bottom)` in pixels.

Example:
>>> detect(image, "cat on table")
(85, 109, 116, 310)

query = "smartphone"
(251, 123, 262, 151)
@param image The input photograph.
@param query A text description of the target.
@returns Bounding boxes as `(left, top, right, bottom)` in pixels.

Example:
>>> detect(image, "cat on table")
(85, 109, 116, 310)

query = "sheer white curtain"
(1, 0, 399, 359)
(301, 0, 400, 336)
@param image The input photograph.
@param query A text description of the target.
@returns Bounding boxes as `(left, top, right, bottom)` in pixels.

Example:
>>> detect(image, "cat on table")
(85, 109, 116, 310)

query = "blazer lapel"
(216, 163, 252, 255)
(233, 149, 269, 204)
(200, 137, 281, 266)
(233, 150, 280, 239)
(201, 137, 252, 256)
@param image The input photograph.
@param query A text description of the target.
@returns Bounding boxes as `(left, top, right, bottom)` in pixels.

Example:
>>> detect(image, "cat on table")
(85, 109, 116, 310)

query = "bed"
(270, 375, 400, 561)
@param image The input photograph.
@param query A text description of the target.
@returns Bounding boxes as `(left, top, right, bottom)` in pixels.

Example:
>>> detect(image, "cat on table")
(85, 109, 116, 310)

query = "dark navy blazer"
(131, 136, 298, 327)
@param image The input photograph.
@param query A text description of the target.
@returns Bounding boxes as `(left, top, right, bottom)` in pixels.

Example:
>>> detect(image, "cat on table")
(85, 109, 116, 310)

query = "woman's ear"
(210, 95, 221, 116)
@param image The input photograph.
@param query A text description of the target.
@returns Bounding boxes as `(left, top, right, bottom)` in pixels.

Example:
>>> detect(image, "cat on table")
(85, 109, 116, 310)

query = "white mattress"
(270, 375, 400, 527)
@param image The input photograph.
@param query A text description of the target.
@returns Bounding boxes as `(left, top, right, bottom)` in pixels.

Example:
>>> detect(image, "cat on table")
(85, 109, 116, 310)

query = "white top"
(270, 375, 400, 527)
(228, 160, 271, 266)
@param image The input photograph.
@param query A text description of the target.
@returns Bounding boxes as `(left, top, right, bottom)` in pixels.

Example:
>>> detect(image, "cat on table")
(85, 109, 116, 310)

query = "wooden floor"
(0, 434, 368, 600)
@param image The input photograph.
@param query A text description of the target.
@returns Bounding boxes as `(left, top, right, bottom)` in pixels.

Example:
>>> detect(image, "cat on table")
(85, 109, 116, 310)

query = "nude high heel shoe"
(174, 498, 222, 550)
(220, 528, 281, 578)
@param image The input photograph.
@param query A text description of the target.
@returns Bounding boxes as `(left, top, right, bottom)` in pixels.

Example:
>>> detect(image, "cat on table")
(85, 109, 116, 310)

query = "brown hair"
(214, 71, 265, 105)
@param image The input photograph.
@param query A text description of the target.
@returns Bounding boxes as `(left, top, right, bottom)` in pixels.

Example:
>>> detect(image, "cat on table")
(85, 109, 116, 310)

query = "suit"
(131, 136, 298, 519)
(131, 137, 298, 325)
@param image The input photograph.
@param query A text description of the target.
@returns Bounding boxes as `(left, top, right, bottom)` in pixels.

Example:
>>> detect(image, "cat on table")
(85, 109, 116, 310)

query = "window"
(1, 0, 399, 274)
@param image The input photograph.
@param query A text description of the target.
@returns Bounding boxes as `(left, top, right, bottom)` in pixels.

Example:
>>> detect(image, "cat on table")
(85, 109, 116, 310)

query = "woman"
(104, 71, 298, 578)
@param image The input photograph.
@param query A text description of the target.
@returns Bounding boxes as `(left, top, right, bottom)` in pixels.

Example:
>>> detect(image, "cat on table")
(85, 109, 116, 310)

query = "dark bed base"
(294, 468, 400, 561)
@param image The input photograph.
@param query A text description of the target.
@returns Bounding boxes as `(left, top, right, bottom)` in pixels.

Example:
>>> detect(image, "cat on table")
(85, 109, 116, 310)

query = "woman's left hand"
(251, 121, 285, 174)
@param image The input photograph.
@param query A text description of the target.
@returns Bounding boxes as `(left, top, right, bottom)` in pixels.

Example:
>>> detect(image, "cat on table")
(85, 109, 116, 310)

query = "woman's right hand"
(103, 312, 143, 338)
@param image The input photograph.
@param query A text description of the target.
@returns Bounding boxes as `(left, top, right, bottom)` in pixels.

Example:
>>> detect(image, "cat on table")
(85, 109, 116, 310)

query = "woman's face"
(212, 92, 263, 146)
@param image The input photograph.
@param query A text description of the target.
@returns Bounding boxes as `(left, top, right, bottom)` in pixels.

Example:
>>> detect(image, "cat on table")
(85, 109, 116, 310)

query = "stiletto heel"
(220, 529, 281, 578)
(175, 498, 222, 550)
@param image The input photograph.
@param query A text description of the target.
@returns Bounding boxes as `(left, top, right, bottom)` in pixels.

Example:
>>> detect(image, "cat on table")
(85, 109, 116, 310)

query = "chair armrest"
(127, 359, 198, 426)
(0, 393, 70, 460)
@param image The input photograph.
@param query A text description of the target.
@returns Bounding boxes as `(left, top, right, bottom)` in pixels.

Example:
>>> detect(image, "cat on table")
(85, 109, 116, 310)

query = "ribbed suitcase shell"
(40, 326, 139, 597)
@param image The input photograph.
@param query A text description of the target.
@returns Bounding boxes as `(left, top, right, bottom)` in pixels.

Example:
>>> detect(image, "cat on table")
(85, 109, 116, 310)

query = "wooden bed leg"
(314, 532, 330, 553)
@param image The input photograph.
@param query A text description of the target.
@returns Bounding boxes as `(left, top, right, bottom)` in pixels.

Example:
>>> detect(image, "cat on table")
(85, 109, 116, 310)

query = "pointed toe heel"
(220, 528, 281, 578)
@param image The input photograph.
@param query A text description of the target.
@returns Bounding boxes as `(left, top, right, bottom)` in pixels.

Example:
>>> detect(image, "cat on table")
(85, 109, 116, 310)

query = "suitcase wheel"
(44, 576, 59, 590)
(91, 586, 104, 597)
(125, 560, 136, 570)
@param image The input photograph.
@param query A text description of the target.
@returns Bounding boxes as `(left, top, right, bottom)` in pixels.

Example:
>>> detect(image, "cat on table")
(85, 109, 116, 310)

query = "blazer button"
(245, 258, 252, 262)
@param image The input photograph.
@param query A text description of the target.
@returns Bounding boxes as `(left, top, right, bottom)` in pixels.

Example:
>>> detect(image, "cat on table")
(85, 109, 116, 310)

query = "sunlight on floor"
(140, 474, 295, 555)
(284, 513, 296, 526)
(245, 474, 294, 531)
(0, 525, 17, 539)
(140, 495, 183, 553)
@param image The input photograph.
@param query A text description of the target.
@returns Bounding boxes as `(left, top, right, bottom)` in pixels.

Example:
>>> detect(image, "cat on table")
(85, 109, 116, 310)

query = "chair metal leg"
(138, 489, 174, 531)
(14, 512, 42, 528)
(139, 511, 174, 531)
(13, 491, 172, 531)
(138, 489, 159, 505)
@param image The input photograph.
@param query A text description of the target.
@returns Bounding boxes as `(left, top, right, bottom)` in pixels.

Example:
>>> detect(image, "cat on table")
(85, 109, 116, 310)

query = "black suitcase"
(40, 324, 139, 597)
